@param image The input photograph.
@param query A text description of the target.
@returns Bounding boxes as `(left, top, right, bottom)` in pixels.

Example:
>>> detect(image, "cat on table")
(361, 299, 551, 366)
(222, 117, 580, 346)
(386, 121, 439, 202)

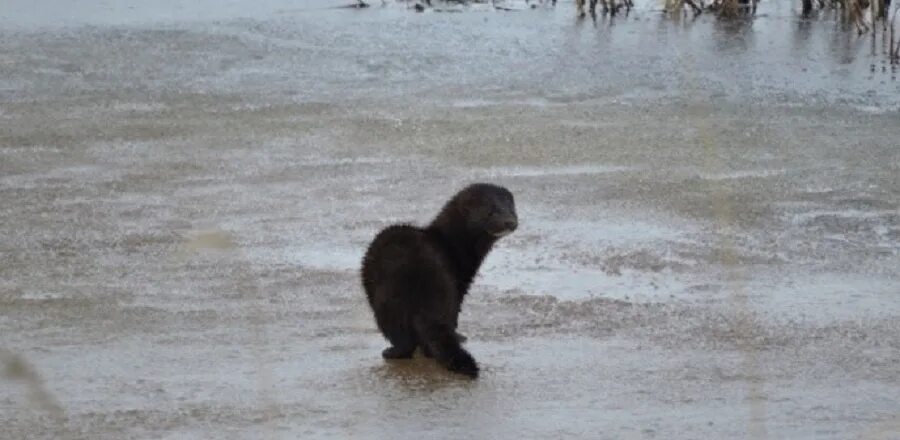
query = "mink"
(361, 183, 518, 378)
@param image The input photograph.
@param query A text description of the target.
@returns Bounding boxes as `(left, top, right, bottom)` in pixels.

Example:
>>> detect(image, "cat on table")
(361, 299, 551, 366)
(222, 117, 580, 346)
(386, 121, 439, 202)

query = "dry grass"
(891, 6, 900, 62)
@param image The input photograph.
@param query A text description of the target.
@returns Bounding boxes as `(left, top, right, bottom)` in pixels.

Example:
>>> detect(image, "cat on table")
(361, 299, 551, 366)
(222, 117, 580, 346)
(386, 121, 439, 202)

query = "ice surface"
(2, 0, 899, 439)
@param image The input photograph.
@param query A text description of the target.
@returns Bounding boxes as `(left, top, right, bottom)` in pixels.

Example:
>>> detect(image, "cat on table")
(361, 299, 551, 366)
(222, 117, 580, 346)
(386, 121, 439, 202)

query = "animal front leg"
(450, 303, 468, 343)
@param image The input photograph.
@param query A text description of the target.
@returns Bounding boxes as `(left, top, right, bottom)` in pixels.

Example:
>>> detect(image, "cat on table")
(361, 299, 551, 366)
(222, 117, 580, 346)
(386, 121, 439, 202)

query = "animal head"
(454, 183, 518, 238)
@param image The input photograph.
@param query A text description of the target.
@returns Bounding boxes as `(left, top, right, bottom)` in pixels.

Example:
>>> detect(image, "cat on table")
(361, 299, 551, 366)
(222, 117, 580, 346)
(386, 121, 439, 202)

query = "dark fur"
(361, 183, 518, 378)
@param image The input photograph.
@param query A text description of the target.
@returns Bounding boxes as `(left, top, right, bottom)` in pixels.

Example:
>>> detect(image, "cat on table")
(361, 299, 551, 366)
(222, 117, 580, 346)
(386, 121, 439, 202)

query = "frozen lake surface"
(2, 0, 899, 438)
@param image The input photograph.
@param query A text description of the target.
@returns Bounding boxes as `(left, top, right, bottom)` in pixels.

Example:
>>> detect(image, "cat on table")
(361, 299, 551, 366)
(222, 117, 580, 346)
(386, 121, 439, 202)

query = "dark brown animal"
(361, 183, 518, 378)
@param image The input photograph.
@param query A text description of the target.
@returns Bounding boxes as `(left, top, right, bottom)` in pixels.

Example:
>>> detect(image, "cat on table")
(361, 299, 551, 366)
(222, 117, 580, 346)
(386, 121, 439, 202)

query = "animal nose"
(503, 218, 518, 231)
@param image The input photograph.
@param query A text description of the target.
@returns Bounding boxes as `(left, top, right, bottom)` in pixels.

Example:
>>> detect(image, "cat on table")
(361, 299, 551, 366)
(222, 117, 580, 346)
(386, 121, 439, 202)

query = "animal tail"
(414, 317, 479, 379)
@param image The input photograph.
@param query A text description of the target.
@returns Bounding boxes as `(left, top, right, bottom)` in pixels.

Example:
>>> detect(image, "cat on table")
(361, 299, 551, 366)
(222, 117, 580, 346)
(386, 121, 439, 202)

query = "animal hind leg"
(374, 297, 417, 359)
(380, 321, 416, 359)
(380, 322, 416, 358)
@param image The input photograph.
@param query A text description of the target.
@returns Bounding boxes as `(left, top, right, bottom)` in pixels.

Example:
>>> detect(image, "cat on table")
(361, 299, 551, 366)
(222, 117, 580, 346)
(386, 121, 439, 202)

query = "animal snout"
(503, 218, 518, 231)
